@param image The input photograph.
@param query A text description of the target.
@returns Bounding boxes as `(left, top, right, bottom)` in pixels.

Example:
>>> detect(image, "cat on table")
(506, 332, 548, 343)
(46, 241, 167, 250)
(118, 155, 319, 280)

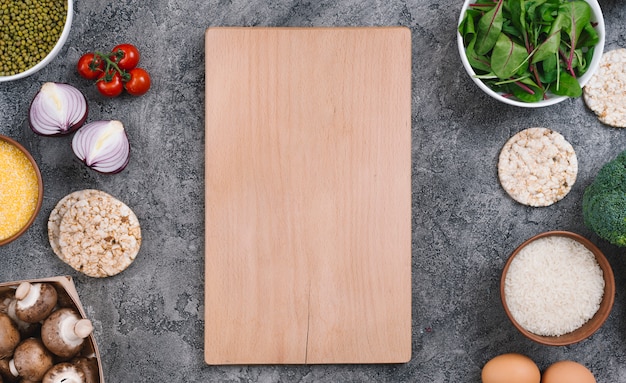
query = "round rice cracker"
(48, 189, 113, 259)
(498, 127, 578, 207)
(57, 192, 141, 278)
(583, 48, 626, 128)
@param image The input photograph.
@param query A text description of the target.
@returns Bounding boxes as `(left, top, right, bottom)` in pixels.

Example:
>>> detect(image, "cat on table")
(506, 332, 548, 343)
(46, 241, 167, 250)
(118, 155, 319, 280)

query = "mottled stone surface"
(1, 0, 626, 382)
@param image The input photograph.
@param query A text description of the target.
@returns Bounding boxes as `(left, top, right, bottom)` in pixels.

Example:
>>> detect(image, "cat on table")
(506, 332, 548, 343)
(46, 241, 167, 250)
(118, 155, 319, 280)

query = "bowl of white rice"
(501, 231, 615, 346)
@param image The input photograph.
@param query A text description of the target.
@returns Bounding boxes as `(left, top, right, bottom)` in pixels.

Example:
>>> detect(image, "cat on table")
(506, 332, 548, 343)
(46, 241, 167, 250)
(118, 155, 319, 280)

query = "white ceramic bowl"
(457, 0, 605, 108)
(0, 0, 73, 82)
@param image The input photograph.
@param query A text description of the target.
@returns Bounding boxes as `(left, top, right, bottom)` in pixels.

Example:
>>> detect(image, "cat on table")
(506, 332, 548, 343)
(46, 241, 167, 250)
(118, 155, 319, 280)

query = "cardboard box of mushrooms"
(0, 276, 103, 383)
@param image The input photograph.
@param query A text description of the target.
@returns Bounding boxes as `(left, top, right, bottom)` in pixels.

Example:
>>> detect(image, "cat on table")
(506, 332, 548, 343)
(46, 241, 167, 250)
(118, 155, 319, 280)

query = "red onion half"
(29, 82, 88, 136)
(72, 120, 130, 174)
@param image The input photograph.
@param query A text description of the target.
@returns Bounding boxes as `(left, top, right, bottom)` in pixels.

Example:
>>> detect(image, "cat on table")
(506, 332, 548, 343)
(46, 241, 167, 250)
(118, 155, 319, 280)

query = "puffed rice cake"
(48, 189, 110, 259)
(50, 190, 141, 277)
(498, 127, 578, 207)
(583, 48, 626, 128)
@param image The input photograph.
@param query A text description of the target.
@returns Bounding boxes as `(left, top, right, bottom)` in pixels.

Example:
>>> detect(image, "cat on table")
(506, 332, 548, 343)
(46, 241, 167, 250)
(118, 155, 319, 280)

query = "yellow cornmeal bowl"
(0, 135, 43, 246)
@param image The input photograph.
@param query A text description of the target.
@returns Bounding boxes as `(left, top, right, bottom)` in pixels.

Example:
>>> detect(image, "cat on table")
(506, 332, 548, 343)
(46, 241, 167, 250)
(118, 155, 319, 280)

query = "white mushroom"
(9, 338, 54, 382)
(4, 299, 40, 338)
(14, 283, 58, 324)
(0, 313, 20, 359)
(42, 363, 85, 383)
(41, 308, 92, 359)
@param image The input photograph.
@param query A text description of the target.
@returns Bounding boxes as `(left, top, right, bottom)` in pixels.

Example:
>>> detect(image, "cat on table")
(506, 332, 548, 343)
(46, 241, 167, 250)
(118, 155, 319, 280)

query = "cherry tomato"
(77, 53, 104, 80)
(125, 68, 151, 96)
(96, 70, 123, 97)
(111, 44, 140, 70)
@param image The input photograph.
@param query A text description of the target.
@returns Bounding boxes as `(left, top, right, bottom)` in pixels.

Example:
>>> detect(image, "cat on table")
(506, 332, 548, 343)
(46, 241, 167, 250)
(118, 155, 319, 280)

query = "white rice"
(504, 236, 605, 337)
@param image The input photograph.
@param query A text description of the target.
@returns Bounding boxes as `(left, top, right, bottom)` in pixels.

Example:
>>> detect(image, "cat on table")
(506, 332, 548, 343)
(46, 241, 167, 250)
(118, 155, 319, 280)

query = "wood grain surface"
(204, 27, 412, 365)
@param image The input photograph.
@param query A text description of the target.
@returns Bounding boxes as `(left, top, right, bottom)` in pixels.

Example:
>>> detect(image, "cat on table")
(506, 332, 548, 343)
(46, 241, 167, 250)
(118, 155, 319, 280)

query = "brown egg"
(482, 353, 540, 383)
(542, 360, 596, 383)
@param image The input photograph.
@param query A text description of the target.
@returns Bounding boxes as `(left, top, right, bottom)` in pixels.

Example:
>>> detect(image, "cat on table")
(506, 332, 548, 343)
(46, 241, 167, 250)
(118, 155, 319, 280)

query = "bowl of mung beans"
(0, 0, 73, 82)
(0, 135, 43, 246)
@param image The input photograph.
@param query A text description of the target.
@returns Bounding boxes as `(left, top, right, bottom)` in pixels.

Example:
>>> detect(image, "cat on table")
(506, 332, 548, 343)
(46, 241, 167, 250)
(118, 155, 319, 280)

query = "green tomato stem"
(93, 51, 131, 82)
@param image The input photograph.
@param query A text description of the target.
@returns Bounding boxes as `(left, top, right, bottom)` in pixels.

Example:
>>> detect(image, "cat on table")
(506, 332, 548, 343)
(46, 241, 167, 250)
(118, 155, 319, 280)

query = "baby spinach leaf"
(539, 2, 559, 21)
(467, 38, 493, 73)
(571, 48, 584, 71)
(491, 33, 529, 79)
(459, 11, 476, 42)
(552, 71, 582, 97)
(502, 21, 524, 41)
(531, 13, 564, 64)
(475, 0, 505, 55)
(512, 81, 544, 102)
(538, 53, 559, 83)
(507, 0, 527, 43)
(560, 1, 591, 49)
(582, 45, 595, 71)
(578, 22, 599, 48)
(526, 0, 548, 20)
(460, 12, 493, 73)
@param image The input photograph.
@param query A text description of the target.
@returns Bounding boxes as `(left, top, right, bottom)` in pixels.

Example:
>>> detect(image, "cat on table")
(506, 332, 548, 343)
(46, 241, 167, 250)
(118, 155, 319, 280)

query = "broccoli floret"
(583, 150, 626, 246)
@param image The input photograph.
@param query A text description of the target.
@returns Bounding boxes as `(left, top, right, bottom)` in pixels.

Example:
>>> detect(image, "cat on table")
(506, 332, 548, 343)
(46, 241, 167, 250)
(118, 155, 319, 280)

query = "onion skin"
(72, 120, 130, 174)
(29, 82, 88, 136)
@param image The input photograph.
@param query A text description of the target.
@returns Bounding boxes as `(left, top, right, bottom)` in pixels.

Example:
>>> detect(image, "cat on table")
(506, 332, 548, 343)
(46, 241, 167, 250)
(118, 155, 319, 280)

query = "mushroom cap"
(41, 308, 92, 359)
(71, 357, 98, 383)
(42, 362, 85, 383)
(12, 338, 54, 382)
(15, 283, 58, 324)
(0, 312, 20, 358)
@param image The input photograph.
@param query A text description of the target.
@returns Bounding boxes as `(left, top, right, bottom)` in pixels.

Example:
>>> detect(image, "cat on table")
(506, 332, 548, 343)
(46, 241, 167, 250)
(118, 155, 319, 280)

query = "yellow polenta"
(0, 140, 39, 241)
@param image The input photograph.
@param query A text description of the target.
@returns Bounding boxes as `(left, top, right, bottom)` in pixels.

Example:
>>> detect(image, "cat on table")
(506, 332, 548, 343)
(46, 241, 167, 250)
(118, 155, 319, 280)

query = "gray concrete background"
(1, 0, 626, 381)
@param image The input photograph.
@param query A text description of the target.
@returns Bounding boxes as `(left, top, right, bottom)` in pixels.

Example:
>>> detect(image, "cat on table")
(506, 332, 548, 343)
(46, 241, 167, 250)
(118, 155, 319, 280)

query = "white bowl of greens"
(457, 0, 605, 107)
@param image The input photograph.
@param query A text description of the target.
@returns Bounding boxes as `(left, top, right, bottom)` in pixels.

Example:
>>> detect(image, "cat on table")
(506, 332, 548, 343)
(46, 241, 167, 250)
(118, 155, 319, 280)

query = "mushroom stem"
(8, 359, 18, 378)
(60, 317, 93, 344)
(73, 319, 94, 340)
(14, 283, 32, 301)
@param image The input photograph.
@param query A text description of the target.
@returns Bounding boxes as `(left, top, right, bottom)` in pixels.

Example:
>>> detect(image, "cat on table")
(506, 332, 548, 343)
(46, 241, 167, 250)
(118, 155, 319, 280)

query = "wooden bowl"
(500, 231, 615, 346)
(0, 135, 43, 246)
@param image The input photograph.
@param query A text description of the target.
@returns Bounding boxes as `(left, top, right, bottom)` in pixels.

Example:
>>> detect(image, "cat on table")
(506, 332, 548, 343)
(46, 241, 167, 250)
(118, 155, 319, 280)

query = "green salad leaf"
(459, 0, 599, 103)
(475, 0, 505, 55)
(491, 33, 528, 78)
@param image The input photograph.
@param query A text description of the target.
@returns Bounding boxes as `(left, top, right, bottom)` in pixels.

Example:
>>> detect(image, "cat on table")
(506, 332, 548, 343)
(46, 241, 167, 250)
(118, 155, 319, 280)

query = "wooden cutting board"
(204, 27, 412, 365)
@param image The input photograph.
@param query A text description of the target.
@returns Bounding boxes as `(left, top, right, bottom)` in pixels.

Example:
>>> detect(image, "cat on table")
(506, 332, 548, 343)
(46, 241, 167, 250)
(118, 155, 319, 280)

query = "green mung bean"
(0, 0, 66, 76)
